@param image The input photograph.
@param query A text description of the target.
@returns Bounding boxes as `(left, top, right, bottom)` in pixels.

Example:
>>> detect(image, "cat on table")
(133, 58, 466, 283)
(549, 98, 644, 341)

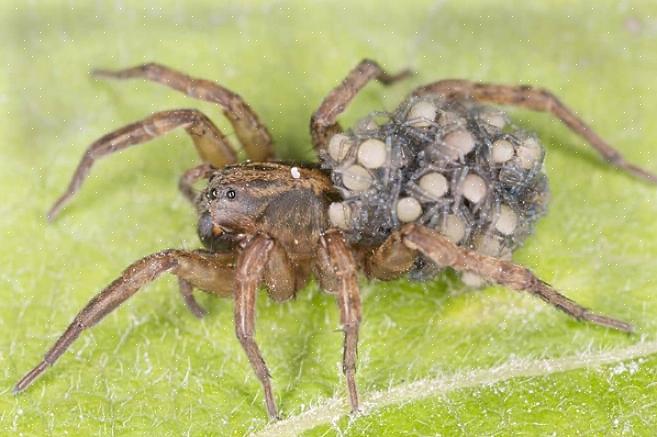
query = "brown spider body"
(15, 59, 655, 420)
(198, 163, 334, 256)
(196, 162, 338, 301)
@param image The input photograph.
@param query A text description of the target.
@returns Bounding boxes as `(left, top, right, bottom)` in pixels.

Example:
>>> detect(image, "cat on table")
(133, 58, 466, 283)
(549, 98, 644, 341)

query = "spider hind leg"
(402, 224, 633, 333)
(412, 80, 657, 184)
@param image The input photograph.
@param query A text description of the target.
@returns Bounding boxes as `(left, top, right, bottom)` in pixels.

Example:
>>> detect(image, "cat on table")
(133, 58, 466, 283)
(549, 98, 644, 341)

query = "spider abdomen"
(321, 96, 550, 281)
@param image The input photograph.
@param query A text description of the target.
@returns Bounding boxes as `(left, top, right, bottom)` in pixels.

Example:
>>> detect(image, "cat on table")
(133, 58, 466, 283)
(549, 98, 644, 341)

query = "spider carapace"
(15, 60, 655, 419)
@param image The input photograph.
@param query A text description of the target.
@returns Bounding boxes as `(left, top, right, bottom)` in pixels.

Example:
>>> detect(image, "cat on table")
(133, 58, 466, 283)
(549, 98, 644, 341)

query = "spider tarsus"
(46, 191, 73, 222)
(13, 360, 49, 394)
(92, 66, 146, 80)
(623, 161, 657, 185)
(582, 311, 634, 334)
(91, 68, 121, 79)
(347, 374, 359, 412)
(178, 278, 208, 319)
(264, 399, 279, 421)
(46, 203, 61, 223)
(361, 58, 414, 85)
(605, 152, 657, 185)
(534, 278, 634, 333)
(382, 68, 414, 85)
(186, 302, 207, 319)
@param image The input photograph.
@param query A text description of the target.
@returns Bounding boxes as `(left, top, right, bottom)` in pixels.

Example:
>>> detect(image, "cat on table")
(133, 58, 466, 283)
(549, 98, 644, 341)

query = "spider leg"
(412, 80, 657, 184)
(320, 230, 362, 413)
(310, 59, 412, 150)
(93, 63, 273, 162)
(263, 240, 307, 302)
(233, 234, 279, 419)
(401, 224, 633, 333)
(178, 277, 208, 319)
(14, 249, 235, 394)
(365, 229, 417, 280)
(178, 163, 215, 204)
(48, 109, 236, 221)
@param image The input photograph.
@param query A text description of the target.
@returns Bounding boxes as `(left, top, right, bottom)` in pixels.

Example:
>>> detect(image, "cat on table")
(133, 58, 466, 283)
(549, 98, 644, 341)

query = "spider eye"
(226, 189, 236, 200)
(207, 188, 218, 200)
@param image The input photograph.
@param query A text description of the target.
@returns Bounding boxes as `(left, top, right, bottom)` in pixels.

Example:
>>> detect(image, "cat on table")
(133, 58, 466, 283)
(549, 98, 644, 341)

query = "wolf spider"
(15, 60, 654, 420)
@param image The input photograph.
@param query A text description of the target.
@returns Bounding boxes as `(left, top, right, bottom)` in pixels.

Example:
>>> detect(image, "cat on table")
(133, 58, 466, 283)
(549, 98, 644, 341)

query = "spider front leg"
(310, 59, 412, 150)
(401, 224, 633, 333)
(93, 62, 274, 162)
(48, 109, 236, 220)
(14, 249, 234, 394)
(319, 230, 362, 412)
(412, 80, 657, 184)
(233, 234, 279, 419)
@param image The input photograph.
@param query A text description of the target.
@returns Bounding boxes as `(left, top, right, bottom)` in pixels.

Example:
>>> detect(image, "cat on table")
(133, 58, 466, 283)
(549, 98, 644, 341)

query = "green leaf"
(296, 349, 657, 436)
(2, 1, 656, 435)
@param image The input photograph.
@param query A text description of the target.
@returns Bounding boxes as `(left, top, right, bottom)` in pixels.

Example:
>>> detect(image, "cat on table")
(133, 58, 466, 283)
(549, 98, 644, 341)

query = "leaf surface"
(1, 1, 656, 435)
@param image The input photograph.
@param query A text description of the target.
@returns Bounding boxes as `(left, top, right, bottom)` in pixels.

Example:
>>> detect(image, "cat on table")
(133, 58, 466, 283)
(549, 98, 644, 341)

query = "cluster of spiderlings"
(319, 95, 551, 284)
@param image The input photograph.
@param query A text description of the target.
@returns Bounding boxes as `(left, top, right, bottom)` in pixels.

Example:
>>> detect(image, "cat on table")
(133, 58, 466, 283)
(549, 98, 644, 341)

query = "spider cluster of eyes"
(206, 187, 236, 201)
(325, 99, 542, 242)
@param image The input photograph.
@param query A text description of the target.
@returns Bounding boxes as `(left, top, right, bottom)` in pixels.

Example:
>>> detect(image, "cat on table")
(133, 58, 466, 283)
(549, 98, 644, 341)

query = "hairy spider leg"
(412, 80, 657, 184)
(13, 250, 235, 394)
(320, 230, 363, 412)
(48, 109, 237, 220)
(231, 230, 364, 419)
(233, 235, 279, 419)
(310, 59, 412, 150)
(93, 62, 274, 162)
(401, 224, 633, 333)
